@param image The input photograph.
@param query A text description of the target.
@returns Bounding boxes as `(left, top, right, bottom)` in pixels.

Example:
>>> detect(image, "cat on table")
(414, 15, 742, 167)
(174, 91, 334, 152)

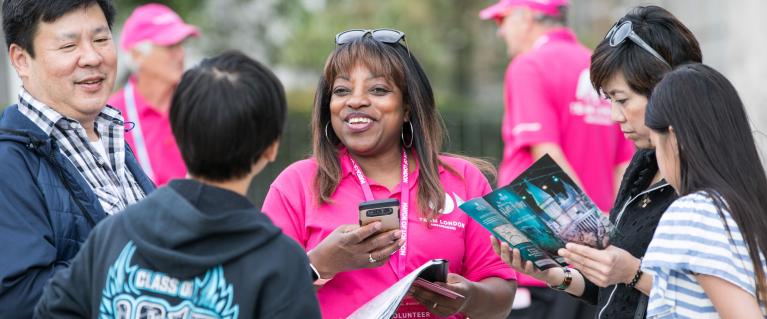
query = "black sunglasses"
(605, 21, 670, 68)
(335, 28, 410, 56)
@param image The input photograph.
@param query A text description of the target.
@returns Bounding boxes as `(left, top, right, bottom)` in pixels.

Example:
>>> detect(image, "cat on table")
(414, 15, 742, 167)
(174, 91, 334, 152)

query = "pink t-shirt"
(262, 150, 516, 319)
(108, 78, 186, 186)
(498, 28, 634, 287)
(499, 28, 634, 211)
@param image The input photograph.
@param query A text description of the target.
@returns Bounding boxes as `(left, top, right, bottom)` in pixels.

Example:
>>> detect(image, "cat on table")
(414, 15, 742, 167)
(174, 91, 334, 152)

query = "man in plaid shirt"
(0, 0, 154, 317)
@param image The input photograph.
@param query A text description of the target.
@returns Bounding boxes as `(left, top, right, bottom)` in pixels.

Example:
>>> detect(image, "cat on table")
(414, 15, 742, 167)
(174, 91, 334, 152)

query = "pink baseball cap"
(479, 0, 569, 20)
(120, 3, 200, 50)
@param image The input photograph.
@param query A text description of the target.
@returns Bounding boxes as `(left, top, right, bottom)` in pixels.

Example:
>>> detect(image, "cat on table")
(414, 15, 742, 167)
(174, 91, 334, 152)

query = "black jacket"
(35, 179, 321, 318)
(575, 149, 677, 319)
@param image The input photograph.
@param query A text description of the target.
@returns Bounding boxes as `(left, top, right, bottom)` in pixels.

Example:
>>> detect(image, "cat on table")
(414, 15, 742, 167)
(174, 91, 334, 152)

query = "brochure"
(347, 259, 464, 319)
(460, 154, 618, 270)
(461, 198, 562, 270)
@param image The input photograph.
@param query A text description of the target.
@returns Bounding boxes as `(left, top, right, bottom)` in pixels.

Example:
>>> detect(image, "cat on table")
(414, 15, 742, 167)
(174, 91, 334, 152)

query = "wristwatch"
(309, 262, 332, 286)
(547, 267, 573, 291)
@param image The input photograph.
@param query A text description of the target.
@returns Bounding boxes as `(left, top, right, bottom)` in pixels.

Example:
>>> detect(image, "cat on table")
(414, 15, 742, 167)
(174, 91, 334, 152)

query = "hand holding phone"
(359, 198, 400, 232)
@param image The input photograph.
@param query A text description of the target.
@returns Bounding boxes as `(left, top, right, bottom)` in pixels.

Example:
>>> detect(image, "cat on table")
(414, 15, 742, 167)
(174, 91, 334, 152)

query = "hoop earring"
(401, 121, 414, 148)
(325, 122, 336, 144)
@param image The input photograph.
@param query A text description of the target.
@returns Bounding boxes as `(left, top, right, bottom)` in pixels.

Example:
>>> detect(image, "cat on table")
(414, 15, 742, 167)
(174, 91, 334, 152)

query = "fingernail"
(393, 230, 402, 238)
(558, 249, 566, 256)
(565, 243, 573, 249)
(374, 222, 382, 230)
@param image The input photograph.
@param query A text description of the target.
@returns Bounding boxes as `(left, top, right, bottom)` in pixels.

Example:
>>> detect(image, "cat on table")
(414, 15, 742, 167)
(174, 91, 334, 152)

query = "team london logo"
(420, 193, 468, 231)
(99, 242, 239, 319)
(428, 192, 464, 215)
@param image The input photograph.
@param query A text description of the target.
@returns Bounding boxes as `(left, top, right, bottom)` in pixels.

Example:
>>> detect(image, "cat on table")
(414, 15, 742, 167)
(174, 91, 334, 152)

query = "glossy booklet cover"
(460, 154, 618, 270)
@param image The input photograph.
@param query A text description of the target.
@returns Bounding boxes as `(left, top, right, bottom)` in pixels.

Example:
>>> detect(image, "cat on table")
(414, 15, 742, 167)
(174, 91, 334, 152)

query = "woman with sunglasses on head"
(642, 63, 767, 318)
(492, 6, 702, 318)
(262, 29, 517, 319)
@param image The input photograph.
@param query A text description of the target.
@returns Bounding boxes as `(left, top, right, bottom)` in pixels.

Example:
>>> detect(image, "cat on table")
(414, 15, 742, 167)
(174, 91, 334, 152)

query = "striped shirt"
(17, 89, 146, 214)
(642, 192, 767, 318)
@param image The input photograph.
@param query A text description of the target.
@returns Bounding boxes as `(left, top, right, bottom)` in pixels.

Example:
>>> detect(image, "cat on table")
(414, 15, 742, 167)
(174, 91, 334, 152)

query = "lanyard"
(124, 82, 155, 181)
(348, 148, 410, 277)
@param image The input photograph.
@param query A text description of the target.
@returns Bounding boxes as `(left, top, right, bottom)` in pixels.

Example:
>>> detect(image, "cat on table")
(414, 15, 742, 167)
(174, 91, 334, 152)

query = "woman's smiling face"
(329, 64, 407, 156)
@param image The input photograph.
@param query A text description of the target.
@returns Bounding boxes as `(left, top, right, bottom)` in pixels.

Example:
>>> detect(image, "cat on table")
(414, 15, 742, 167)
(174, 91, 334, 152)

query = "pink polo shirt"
(108, 77, 186, 186)
(262, 149, 516, 319)
(499, 28, 634, 287)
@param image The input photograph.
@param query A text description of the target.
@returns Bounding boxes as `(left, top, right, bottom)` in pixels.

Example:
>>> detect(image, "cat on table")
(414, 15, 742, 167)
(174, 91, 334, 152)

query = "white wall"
(3, 59, 19, 107)
(658, 0, 767, 160)
(0, 24, 13, 107)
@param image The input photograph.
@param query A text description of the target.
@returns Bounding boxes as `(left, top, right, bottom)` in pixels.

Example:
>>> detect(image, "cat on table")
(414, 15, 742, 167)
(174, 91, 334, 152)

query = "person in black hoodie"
(34, 50, 321, 318)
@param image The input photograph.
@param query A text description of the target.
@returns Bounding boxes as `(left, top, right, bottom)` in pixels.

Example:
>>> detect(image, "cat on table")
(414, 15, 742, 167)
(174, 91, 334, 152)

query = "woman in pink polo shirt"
(262, 29, 517, 319)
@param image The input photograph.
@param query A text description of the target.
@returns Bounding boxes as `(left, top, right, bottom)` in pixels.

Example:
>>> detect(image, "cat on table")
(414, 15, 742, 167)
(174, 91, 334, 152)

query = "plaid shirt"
(17, 89, 146, 214)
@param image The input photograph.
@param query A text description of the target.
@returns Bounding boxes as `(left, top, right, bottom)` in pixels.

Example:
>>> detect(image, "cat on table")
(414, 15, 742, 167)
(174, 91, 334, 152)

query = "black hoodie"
(35, 179, 321, 318)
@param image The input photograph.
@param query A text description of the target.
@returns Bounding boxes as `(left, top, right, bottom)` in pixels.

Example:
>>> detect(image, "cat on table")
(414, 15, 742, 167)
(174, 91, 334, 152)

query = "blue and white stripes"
(642, 192, 766, 318)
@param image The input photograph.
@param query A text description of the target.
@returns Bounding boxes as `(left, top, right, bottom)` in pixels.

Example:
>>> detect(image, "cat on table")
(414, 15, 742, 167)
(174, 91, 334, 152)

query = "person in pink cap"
(479, 0, 634, 318)
(108, 3, 200, 186)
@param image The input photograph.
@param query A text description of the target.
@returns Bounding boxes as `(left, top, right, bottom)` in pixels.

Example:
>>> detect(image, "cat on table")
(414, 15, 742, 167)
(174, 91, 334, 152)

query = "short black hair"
(590, 5, 702, 97)
(170, 50, 287, 182)
(2, 0, 116, 57)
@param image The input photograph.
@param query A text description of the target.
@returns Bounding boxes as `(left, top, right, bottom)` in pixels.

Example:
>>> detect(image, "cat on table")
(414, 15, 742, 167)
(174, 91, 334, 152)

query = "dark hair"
(590, 5, 702, 97)
(646, 63, 767, 304)
(2, 0, 116, 57)
(170, 50, 286, 182)
(312, 36, 493, 219)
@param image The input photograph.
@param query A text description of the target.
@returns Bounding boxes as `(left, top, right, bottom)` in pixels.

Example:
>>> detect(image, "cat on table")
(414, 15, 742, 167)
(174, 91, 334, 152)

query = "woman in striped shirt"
(643, 63, 767, 318)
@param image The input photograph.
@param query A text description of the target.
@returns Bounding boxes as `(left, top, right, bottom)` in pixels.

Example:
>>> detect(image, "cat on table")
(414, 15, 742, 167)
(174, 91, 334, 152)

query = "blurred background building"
(2, 0, 765, 206)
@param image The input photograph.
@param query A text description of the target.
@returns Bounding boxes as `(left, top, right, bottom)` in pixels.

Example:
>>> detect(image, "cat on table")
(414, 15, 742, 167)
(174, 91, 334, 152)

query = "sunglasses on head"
(335, 28, 410, 56)
(605, 21, 671, 68)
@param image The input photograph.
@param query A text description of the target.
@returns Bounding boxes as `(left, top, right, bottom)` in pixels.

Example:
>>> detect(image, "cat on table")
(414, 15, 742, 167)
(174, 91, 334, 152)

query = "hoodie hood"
(120, 179, 282, 277)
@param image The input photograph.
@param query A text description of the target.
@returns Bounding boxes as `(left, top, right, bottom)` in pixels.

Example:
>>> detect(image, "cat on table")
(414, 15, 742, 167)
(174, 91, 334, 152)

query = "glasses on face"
(335, 28, 410, 56)
(605, 21, 671, 68)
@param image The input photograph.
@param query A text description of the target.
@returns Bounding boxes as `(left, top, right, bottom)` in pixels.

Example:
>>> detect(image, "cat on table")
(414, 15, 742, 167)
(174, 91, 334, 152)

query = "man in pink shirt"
(479, 0, 634, 318)
(108, 3, 199, 185)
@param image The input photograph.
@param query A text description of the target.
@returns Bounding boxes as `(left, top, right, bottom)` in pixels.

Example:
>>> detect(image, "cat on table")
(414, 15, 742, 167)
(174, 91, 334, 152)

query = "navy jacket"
(35, 180, 321, 318)
(0, 105, 155, 318)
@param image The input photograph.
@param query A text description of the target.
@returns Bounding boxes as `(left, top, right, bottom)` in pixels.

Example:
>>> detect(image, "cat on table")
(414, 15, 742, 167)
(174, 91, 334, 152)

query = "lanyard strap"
(124, 82, 155, 181)
(348, 148, 410, 277)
